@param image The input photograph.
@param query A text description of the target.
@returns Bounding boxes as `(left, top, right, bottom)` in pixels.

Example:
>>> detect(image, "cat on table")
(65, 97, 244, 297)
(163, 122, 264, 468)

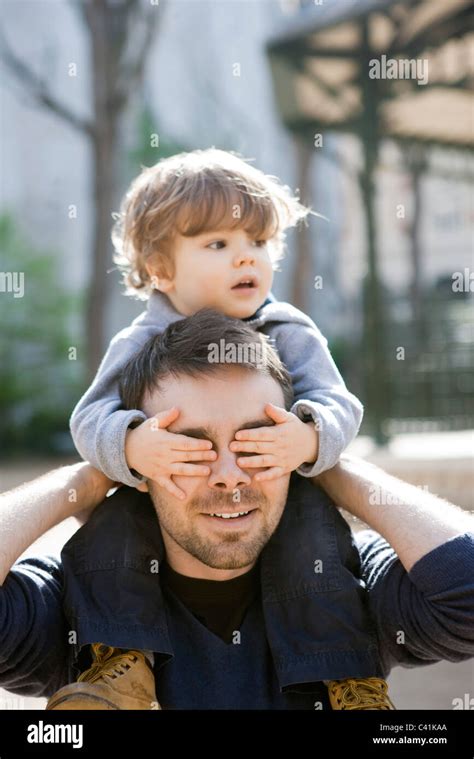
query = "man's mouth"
(201, 507, 257, 525)
(208, 510, 250, 519)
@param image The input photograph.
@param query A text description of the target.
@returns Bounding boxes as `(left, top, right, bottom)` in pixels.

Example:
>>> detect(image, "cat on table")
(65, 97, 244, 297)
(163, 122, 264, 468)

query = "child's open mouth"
(231, 276, 258, 292)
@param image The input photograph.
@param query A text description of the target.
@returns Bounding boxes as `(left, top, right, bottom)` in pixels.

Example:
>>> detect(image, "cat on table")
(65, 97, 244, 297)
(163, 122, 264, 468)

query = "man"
(0, 311, 473, 710)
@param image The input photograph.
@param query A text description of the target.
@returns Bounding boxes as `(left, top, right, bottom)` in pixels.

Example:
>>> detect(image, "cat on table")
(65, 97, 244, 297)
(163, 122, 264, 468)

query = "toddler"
(72, 148, 362, 493)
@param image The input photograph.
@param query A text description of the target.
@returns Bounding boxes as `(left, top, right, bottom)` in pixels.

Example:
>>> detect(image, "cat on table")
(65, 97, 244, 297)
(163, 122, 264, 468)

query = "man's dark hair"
(120, 308, 294, 410)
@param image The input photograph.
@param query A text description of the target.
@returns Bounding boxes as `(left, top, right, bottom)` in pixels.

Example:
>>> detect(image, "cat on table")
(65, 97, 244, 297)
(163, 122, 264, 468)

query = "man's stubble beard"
(147, 483, 289, 570)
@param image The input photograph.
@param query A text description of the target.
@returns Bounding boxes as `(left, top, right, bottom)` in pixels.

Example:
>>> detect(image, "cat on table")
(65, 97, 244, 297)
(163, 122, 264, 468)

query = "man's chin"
(180, 531, 268, 571)
(199, 555, 255, 571)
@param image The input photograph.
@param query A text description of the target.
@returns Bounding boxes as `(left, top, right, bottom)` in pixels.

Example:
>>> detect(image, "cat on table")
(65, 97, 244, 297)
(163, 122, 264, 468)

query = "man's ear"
(135, 481, 149, 493)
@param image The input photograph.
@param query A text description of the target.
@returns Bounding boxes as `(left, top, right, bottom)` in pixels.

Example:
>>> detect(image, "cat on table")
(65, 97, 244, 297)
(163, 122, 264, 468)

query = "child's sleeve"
(265, 317, 363, 477)
(70, 330, 148, 487)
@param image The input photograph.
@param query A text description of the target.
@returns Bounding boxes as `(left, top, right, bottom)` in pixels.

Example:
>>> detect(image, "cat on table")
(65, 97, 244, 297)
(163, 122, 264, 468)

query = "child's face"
(154, 228, 274, 318)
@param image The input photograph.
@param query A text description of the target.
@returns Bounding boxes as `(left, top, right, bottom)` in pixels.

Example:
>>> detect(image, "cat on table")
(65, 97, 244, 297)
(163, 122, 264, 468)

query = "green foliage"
(0, 214, 84, 456)
(126, 105, 189, 176)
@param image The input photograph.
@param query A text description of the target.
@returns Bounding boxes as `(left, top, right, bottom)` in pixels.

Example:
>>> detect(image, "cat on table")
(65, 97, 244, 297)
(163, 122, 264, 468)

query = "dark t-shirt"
(159, 559, 261, 644)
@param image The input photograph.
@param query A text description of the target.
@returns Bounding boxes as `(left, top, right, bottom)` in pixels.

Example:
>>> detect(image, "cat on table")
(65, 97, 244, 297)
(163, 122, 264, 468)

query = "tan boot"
(46, 644, 160, 710)
(326, 677, 396, 710)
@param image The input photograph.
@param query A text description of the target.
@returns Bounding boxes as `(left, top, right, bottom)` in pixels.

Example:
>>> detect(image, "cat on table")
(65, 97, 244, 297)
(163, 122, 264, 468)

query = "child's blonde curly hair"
(112, 148, 315, 299)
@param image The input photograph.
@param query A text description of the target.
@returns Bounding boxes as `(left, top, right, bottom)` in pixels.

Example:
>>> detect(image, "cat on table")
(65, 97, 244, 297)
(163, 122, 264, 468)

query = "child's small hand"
(229, 403, 319, 482)
(125, 407, 217, 499)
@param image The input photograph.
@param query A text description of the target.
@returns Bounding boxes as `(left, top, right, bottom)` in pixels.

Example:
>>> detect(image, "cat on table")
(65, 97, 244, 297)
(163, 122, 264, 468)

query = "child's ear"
(154, 277, 174, 294)
(135, 481, 149, 493)
(146, 262, 174, 294)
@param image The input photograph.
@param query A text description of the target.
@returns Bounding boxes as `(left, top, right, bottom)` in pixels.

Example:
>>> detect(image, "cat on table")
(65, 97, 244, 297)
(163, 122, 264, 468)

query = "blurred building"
(1, 0, 472, 337)
(1, 0, 472, 440)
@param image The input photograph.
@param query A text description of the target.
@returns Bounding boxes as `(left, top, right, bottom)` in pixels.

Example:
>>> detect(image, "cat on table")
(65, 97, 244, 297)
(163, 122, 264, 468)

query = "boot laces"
(78, 645, 140, 685)
(328, 678, 395, 710)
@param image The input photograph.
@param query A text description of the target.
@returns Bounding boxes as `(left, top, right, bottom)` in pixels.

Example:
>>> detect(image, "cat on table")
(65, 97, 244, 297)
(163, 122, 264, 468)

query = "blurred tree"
(290, 135, 313, 315)
(0, 0, 164, 381)
(126, 105, 189, 177)
(0, 215, 83, 456)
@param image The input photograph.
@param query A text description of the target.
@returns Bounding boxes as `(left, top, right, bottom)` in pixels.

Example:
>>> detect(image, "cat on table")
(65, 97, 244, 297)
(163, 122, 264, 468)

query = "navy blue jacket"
(60, 475, 383, 685)
(1, 477, 473, 708)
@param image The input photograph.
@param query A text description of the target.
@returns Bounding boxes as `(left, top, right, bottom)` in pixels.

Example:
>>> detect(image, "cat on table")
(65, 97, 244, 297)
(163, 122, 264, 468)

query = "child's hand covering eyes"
(125, 407, 217, 499)
(229, 403, 319, 481)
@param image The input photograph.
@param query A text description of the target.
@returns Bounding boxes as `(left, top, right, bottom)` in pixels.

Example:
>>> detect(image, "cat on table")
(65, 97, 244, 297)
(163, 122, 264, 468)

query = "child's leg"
(308, 476, 396, 709)
(58, 488, 164, 708)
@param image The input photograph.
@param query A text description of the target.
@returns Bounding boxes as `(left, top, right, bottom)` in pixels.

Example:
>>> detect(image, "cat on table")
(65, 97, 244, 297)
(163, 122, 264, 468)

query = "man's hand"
(125, 407, 217, 500)
(229, 403, 319, 481)
(74, 464, 116, 524)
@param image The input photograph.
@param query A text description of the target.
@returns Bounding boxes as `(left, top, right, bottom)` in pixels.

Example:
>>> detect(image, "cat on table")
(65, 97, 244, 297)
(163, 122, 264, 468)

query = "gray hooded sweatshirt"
(70, 291, 363, 487)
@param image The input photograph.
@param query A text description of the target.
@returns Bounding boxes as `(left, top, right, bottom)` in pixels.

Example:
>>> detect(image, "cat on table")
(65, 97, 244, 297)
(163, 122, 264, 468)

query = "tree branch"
(113, 5, 161, 112)
(0, 26, 94, 137)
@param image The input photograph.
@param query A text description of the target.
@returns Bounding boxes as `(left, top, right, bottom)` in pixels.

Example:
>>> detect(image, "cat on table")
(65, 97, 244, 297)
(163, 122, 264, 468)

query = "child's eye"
(207, 240, 226, 250)
(207, 239, 267, 250)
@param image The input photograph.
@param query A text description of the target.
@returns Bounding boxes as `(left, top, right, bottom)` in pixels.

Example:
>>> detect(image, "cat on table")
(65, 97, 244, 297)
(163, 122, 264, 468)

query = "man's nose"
(208, 448, 252, 491)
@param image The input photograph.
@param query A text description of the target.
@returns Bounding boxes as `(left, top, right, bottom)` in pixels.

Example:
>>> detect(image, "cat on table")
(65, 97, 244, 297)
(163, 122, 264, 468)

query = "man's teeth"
(210, 511, 250, 519)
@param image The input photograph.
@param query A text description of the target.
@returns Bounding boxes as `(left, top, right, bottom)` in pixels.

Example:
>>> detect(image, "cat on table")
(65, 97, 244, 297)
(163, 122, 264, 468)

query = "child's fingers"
(156, 476, 186, 500)
(175, 449, 217, 462)
(234, 428, 275, 442)
(152, 407, 180, 428)
(254, 467, 285, 482)
(230, 440, 273, 454)
(169, 433, 213, 451)
(263, 404, 292, 424)
(237, 454, 275, 468)
(169, 463, 211, 477)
